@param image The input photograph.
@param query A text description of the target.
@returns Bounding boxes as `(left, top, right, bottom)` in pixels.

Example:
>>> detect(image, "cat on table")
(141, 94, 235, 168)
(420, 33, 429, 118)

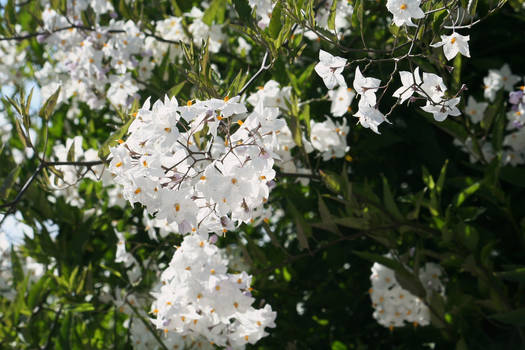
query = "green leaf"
(422, 166, 435, 190)
(454, 182, 480, 207)
(319, 170, 343, 194)
(0, 166, 21, 200)
(58, 310, 72, 349)
(300, 104, 311, 138)
(327, 0, 339, 30)
(11, 248, 24, 286)
(98, 117, 134, 160)
(382, 176, 403, 220)
(24, 87, 34, 118)
(170, 0, 183, 16)
(39, 87, 61, 121)
(168, 81, 186, 97)
(332, 340, 348, 350)
(287, 200, 311, 251)
(70, 303, 95, 312)
(456, 338, 468, 350)
(490, 308, 525, 326)
(227, 69, 248, 96)
(66, 141, 76, 162)
(436, 159, 448, 195)
(268, 1, 283, 39)
(27, 274, 49, 310)
(457, 224, 479, 251)
(451, 51, 462, 92)
(495, 267, 525, 282)
(202, 0, 225, 26)
(334, 217, 369, 230)
(14, 119, 29, 148)
(428, 291, 446, 328)
(233, 0, 253, 21)
(3, 0, 16, 33)
(317, 195, 340, 234)
(432, 10, 448, 36)
(394, 269, 427, 299)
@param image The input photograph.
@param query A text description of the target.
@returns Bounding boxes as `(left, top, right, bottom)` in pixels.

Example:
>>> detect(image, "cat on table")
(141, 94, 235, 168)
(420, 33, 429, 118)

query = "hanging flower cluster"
(151, 234, 276, 348)
(369, 261, 445, 330)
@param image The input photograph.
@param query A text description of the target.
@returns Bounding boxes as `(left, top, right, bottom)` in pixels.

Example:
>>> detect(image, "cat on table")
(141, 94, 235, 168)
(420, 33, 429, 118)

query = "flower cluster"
(107, 287, 214, 350)
(456, 64, 525, 166)
(315, 50, 463, 134)
(394, 67, 461, 122)
(37, 1, 225, 111)
(369, 261, 445, 329)
(310, 118, 350, 160)
(151, 233, 276, 348)
(108, 94, 284, 235)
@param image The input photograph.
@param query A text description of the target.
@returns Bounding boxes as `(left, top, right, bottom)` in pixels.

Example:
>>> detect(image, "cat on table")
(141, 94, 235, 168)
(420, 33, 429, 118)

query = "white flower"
(431, 33, 470, 61)
(497, 64, 521, 91)
(393, 67, 422, 104)
(315, 50, 347, 89)
(310, 118, 350, 160)
(247, 80, 292, 110)
(353, 67, 381, 106)
(421, 97, 461, 121)
(483, 70, 503, 102)
(354, 99, 387, 134)
(465, 96, 488, 124)
(328, 87, 356, 116)
(386, 0, 424, 27)
(420, 72, 447, 102)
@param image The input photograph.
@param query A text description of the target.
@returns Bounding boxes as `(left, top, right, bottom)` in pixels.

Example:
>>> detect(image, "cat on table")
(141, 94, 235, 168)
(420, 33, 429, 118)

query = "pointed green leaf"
(327, 0, 339, 30)
(39, 87, 61, 121)
(268, 1, 283, 39)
